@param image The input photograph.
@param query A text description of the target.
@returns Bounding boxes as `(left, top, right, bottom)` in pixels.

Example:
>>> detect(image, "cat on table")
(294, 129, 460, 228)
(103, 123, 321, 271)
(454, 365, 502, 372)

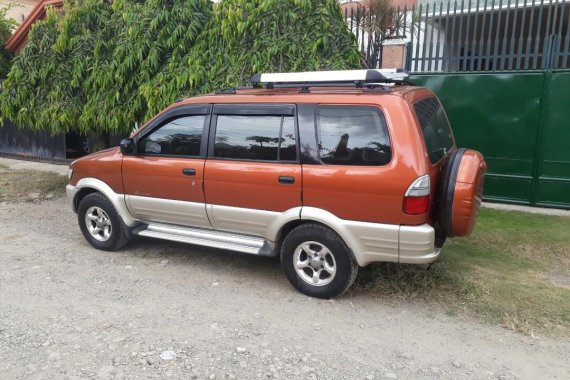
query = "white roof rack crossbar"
(250, 69, 410, 88)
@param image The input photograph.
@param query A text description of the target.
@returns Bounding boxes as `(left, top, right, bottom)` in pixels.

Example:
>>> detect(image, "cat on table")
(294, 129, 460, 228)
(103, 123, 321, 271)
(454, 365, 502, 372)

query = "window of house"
(214, 115, 297, 161)
(138, 115, 205, 156)
(317, 105, 391, 166)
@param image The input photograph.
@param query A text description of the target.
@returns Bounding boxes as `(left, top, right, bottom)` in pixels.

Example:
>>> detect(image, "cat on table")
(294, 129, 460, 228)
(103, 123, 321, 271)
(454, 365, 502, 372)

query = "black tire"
(80, 136, 90, 155)
(77, 192, 130, 251)
(280, 223, 358, 299)
(438, 148, 466, 238)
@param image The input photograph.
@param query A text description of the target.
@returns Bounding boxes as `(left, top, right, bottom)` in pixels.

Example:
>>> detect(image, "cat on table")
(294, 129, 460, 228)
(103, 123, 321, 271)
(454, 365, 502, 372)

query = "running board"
(136, 223, 276, 256)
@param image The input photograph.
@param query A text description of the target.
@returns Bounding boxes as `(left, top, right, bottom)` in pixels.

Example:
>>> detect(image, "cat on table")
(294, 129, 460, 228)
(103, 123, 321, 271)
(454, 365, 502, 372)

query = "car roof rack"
(214, 85, 253, 94)
(249, 69, 413, 90)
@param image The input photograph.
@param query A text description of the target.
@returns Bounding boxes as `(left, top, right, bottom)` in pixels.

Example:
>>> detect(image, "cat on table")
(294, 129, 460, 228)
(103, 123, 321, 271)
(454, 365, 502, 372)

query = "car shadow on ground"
(113, 236, 433, 300)
(122, 236, 283, 277)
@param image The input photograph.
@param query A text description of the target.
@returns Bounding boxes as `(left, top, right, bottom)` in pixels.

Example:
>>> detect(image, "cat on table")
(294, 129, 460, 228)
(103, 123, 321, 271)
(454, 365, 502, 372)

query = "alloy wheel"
(293, 241, 337, 287)
(84, 206, 112, 242)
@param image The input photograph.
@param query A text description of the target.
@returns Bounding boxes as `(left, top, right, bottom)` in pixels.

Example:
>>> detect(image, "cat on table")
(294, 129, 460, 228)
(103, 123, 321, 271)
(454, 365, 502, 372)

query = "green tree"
(1, 0, 361, 136)
(1, 0, 213, 134)
(84, 0, 213, 131)
(0, 6, 16, 78)
(161, 0, 362, 96)
(0, 1, 111, 133)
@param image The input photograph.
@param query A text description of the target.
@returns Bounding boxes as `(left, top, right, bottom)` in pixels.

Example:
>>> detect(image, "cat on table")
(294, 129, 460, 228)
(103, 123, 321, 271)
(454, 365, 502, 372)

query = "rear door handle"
(278, 176, 295, 184)
(182, 168, 196, 176)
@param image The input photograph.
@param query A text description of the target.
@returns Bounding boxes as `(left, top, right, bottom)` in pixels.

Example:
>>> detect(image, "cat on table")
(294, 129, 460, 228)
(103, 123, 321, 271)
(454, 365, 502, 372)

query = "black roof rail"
(214, 85, 254, 94)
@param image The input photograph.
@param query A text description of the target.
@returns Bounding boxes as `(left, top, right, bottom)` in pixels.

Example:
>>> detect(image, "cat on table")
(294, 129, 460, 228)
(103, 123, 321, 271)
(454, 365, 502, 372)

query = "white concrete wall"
(0, 0, 39, 25)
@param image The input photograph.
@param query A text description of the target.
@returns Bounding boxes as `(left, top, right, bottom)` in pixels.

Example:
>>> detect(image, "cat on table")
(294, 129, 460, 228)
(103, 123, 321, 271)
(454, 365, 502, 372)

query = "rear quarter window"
(317, 105, 391, 166)
(413, 96, 455, 164)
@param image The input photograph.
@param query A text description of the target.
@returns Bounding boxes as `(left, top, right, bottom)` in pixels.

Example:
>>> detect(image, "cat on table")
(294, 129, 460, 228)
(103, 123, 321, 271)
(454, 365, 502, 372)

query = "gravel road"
(1, 198, 569, 380)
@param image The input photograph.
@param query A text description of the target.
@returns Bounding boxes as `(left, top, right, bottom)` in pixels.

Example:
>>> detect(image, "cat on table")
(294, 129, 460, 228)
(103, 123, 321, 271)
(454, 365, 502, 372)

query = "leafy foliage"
(84, 0, 213, 131)
(0, 1, 112, 133)
(0, 11, 62, 131)
(1, 0, 361, 135)
(145, 0, 361, 103)
(0, 6, 16, 78)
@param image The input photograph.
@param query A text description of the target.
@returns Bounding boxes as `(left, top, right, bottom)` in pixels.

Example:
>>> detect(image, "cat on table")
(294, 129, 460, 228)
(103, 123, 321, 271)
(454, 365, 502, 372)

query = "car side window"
(138, 115, 205, 156)
(413, 97, 454, 164)
(317, 105, 391, 166)
(214, 115, 297, 161)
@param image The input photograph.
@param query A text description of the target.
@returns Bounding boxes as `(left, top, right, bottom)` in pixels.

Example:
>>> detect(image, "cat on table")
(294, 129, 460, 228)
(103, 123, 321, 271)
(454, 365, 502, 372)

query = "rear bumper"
(339, 219, 440, 266)
(398, 224, 441, 264)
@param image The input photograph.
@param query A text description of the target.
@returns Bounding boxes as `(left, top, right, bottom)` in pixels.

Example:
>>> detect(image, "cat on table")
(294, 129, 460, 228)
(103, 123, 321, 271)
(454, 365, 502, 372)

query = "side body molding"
(207, 204, 302, 242)
(67, 177, 138, 227)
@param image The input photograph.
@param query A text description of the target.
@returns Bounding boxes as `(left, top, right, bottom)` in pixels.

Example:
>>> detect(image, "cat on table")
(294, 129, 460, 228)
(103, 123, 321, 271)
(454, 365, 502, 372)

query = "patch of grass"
(354, 209, 570, 336)
(0, 169, 68, 203)
(0, 163, 8, 170)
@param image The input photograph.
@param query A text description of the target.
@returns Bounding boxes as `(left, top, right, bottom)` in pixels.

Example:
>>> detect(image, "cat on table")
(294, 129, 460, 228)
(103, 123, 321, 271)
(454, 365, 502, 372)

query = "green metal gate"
(412, 69, 570, 208)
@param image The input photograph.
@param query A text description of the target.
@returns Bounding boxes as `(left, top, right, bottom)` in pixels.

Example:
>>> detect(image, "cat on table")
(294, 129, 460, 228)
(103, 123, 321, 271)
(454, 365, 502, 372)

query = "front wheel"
(77, 192, 130, 251)
(281, 224, 358, 298)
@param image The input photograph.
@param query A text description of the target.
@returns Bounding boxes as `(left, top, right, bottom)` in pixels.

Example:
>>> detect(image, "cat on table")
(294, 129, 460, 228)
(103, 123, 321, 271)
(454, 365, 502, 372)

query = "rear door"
(410, 93, 456, 222)
(300, 104, 402, 223)
(122, 105, 211, 228)
(203, 104, 301, 237)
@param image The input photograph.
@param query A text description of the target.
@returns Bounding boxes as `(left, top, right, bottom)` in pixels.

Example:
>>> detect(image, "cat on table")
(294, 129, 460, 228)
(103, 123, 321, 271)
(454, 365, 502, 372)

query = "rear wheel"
(281, 224, 358, 298)
(78, 192, 130, 251)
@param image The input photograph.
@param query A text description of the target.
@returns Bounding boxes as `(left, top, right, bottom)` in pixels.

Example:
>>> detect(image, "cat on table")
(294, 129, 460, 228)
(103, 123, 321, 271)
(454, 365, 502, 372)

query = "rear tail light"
(403, 175, 430, 215)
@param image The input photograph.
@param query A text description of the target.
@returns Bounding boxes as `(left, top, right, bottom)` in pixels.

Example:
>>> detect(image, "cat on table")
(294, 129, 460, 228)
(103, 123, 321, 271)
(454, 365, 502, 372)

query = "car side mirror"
(120, 138, 135, 155)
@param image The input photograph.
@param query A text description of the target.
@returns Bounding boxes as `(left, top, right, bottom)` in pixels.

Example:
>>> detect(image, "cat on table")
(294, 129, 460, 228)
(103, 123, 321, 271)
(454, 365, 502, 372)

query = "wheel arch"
(274, 219, 309, 254)
(299, 207, 400, 267)
(72, 177, 138, 227)
(275, 208, 363, 265)
(73, 187, 99, 212)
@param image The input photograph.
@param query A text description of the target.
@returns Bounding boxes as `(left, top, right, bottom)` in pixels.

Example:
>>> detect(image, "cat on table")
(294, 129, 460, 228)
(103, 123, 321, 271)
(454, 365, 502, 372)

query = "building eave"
(5, 0, 64, 53)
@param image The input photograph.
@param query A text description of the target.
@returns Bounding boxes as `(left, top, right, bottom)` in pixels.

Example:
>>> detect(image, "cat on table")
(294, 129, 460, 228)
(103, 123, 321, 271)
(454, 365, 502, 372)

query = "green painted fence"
(412, 69, 570, 209)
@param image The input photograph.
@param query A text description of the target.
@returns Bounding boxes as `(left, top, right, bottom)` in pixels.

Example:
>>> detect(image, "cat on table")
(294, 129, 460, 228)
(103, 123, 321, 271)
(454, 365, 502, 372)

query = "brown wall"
(382, 43, 407, 68)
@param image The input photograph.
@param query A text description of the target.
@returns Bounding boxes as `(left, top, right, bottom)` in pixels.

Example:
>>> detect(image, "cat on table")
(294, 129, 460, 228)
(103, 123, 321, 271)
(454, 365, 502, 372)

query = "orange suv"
(66, 69, 486, 298)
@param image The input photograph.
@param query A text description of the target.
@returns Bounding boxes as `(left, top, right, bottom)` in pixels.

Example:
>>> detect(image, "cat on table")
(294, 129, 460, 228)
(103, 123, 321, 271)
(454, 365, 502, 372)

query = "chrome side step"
(136, 223, 275, 256)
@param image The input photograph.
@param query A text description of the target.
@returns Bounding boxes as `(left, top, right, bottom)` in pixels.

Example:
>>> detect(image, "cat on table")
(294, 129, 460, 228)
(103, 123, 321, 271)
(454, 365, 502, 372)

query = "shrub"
(1, 0, 360, 135)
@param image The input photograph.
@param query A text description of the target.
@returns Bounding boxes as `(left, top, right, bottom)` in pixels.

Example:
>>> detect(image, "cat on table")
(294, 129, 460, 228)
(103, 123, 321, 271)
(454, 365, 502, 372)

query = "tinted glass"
(279, 116, 297, 161)
(139, 115, 204, 156)
(317, 106, 391, 166)
(214, 115, 296, 161)
(413, 97, 454, 164)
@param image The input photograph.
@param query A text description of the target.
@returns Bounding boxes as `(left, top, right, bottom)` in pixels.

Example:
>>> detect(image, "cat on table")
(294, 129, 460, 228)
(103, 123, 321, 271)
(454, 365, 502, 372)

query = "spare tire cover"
(439, 148, 487, 237)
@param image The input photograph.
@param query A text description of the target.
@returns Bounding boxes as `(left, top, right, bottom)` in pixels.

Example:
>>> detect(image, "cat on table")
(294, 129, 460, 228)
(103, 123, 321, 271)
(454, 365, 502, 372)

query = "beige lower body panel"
(339, 221, 439, 266)
(398, 224, 440, 264)
(342, 220, 400, 265)
(300, 207, 439, 266)
(125, 195, 211, 228)
(68, 181, 439, 265)
(207, 204, 280, 237)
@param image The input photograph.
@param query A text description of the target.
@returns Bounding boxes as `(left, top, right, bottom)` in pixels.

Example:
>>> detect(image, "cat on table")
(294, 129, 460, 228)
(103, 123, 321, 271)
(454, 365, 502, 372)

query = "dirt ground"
(1, 198, 569, 380)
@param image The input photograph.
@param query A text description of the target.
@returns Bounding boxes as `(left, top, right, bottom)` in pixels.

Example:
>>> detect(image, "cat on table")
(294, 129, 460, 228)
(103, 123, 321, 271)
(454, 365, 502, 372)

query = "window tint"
(214, 115, 297, 161)
(139, 115, 205, 156)
(413, 97, 454, 164)
(317, 106, 391, 166)
(280, 117, 297, 161)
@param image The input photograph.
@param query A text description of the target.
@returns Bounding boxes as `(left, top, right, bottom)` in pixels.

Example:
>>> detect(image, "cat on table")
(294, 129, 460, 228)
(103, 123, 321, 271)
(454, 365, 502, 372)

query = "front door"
(122, 105, 211, 228)
(203, 104, 301, 237)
